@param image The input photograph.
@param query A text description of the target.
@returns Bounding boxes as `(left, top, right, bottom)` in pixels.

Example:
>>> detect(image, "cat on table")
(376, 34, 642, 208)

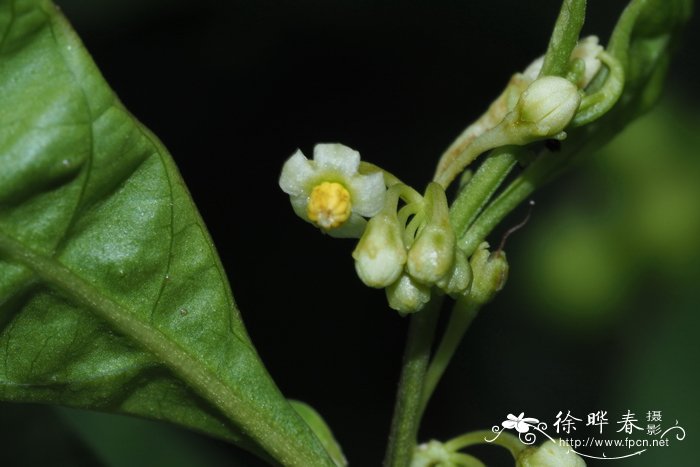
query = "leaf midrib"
(0, 229, 315, 466)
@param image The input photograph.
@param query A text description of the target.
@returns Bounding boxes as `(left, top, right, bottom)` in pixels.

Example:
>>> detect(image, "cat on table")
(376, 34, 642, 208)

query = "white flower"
(279, 143, 386, 238)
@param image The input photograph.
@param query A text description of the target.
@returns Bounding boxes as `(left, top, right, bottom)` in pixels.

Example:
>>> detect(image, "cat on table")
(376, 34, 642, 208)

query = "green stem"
(419, 299, 480, 419)
(361, 161, 423, 204)
(448, 451, 486, 467)
(0, 230, 331, 467)
(383, 298, 443, 467)
(458, 149, 565, 256)
(448, 147, 520, 239)
(539, 0, 587, 77)
(444, 430, 526, 459)
(458, 173, 537, 255)
(458, 112, 628, 256)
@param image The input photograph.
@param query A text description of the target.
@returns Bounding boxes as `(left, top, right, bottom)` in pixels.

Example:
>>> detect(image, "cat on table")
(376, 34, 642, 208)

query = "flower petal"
(313, 143, 360, 176)
(280, 150, 315, 196)
(290, 195, 310, 222)
(523, 56, 544, 81)
(327, 213, 366, 239)
(503, 421, 517, 429)
(349, 171, 385, 217)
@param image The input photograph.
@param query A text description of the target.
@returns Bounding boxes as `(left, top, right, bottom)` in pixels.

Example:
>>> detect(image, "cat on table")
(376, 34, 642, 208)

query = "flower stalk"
(276, 0, 691, 465)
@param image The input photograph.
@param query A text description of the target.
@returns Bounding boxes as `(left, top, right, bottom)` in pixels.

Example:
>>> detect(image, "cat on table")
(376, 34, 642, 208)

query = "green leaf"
(0, 1, 335, 465)
(290, 401, 347, 467)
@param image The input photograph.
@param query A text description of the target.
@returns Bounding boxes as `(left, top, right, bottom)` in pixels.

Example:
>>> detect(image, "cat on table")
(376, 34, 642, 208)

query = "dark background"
(2, 1, 699, 466)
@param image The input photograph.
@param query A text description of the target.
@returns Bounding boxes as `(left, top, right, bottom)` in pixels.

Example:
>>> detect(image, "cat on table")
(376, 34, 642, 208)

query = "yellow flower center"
(307, 181, 352, 229)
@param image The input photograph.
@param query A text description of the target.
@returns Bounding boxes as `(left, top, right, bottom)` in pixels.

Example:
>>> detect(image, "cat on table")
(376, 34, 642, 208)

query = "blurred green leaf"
(607, 0, 693, 118)
(517, 100, 700, 328)
(0, 1, 334, 465)
(611, 298, 700, 466)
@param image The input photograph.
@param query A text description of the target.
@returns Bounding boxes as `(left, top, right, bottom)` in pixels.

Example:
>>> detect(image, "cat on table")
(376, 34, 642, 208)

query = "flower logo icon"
(502, 413, 540, 433)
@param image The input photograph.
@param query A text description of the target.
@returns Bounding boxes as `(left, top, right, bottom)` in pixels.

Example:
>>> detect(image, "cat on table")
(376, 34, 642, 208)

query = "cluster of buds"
(278, 33, 627, 314)
(433, 36, 617, 188)
(352, 182, 471, 314)
(280, 144, 509, 315)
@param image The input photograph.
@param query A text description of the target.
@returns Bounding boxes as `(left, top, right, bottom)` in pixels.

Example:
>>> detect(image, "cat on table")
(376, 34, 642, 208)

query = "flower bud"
(411, 440, 452, 467)
(353, 213, 407, 288)
(569, 36, 603, 89)
(517, 76, 581, 138)
(469, 242, 508, 305)
(517, 440, 586, 467)
(436, 248, 472, 298)
(407, 183, 455, 284)
(407, 224, 455, 284)
(386, 273, 431, 315)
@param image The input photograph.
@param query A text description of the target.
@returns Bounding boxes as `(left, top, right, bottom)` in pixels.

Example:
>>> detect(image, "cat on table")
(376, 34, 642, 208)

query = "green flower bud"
(517, 76, 581, 139)
(407, 224, 455, 284)
(386, 273, 431, 315)
(517, 440, 586, 467)
(411, 440, 452, 467)
(353, 213, 407, 288)
(569, 36, 603, 89)
(436, 249, 472, 298)
(469, 242, 509, 305)
(407, 183, 455, 284)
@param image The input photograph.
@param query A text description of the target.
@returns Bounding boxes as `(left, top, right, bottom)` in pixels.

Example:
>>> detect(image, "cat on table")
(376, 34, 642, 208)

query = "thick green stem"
(458, 150, 565, 255)
(539, 0, 587, 77)
(458, 174, 537, 256)
(419, 299, 480, 419)
(383, 298, 442, 467)
(449, 147, 521, 239)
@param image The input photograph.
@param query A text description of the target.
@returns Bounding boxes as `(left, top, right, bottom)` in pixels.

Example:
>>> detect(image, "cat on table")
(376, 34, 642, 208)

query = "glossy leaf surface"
(0, 1, 333, 465)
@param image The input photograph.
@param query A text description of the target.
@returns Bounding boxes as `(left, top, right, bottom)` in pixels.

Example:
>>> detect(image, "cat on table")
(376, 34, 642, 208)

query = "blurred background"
(2, 0, 699, 465)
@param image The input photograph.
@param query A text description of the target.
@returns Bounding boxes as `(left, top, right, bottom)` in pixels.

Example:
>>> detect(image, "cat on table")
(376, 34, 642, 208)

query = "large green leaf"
(0, 1, 334, 465)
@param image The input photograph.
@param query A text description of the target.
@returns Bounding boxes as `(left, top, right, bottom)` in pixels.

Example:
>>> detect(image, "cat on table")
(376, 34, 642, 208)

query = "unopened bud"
(411, 440, 451, 467)
(407, 183, 455, 284)
(407, 224, 455, 284)
(517, 76, 581, 138)
(469, 242, 509, 305)
(436, 249, 472, 298)
(517, 440, 586, 467)
(386, 273, 431, 314)
(569, 36, 603, 89)
(353, 213, 407, 288)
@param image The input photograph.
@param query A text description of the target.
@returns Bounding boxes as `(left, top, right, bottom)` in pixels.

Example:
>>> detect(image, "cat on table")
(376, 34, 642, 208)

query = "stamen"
(307, 182, 352, 229)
